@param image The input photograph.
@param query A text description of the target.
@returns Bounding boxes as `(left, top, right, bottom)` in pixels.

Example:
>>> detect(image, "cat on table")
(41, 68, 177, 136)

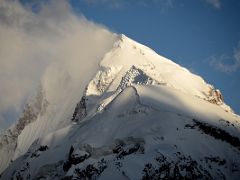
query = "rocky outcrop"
(63, 146, 90, 172)
(206, 86, 224, 105)
(142, 152, 213, 180)
(71, 96, 87, 122)
(117, 66, 156, 91)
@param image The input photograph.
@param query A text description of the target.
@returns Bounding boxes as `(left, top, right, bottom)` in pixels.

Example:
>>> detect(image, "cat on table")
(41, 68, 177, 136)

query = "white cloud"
(0, 0, 116, 129)
(205, 0, 221, 9)
(209, 43, 240, 73)
(83, 0, 174, 10)
(83, 0, 124, 8)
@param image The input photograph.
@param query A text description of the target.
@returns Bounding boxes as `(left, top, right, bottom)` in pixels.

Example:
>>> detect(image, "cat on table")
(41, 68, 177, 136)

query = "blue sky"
(20, 0, 240, 113)
(67, 0, 240, 114)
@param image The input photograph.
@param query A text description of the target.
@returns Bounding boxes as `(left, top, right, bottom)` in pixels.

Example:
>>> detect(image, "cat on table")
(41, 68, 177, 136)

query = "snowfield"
(0, 34, 239, 180)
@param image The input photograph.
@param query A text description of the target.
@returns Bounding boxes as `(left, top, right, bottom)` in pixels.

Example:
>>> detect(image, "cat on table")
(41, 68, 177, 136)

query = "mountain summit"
(0, 34, 240, 179)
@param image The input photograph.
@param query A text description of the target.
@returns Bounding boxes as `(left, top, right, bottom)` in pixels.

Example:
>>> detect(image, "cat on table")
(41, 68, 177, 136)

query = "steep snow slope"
(2, 85, 240, 179)
(0, 34, 240, 179)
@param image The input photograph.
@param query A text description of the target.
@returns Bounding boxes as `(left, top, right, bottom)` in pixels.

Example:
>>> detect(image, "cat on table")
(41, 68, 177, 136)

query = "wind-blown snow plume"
(0, 0, 116, 130)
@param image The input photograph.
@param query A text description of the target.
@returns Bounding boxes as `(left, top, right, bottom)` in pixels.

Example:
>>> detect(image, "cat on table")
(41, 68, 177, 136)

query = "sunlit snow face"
(0, 0, 116, 129)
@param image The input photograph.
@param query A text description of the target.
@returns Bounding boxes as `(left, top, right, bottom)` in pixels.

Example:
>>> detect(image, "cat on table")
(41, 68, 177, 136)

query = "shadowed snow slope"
(0, 34, 240, 180)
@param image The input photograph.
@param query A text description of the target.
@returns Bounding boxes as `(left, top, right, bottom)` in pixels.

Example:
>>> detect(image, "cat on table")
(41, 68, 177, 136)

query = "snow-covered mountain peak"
(98, 34, 232, 113)
(0, 34, 239, 179)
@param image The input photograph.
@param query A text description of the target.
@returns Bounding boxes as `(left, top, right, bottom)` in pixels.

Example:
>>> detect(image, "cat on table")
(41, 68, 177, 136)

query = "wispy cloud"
(209, 43, 240, 73)
(0, 0, 116, 129)
(82, 0, 174, 10)
(82, 0, 223, 10)
(205, 0, 221, 9)
(83, 0, 123, 8)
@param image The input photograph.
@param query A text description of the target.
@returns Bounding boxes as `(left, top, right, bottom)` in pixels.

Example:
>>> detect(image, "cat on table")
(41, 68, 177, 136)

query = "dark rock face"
(187, 119, 240, 151)
(62, 159, 107, 180)
(113, 141, 144, 159)
(74, 159, 107, 180)
(205, 156, 226, 166)
(63, 146, 90, 172)
(71, 96, 87, 122)
(142, 152, 213, 180)
(11, 162, 31, 180)
(30, 145, 49, 158)
(38, 145, 48, 152)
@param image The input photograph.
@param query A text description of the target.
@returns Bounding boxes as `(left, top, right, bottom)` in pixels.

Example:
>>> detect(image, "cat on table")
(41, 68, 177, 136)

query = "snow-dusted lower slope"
(0, 34, 239, 179)
(2, 85, 240, 179)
